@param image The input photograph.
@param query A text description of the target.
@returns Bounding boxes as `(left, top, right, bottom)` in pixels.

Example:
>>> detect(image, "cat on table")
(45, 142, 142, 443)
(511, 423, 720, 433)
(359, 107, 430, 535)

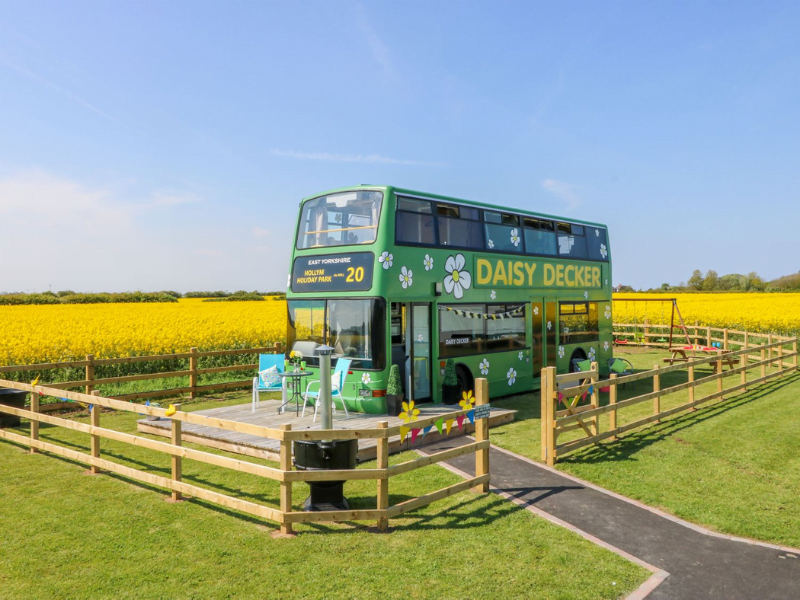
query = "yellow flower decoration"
(165, 404, 177, 417)
(31, 376, 40, 387)
(399, 400, 420, 423)
(459, 389, 475, 410)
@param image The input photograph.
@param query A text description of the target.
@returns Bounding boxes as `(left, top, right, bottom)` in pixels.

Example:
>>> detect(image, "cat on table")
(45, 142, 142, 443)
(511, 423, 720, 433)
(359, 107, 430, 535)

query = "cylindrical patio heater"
(293, 345, 357, 511)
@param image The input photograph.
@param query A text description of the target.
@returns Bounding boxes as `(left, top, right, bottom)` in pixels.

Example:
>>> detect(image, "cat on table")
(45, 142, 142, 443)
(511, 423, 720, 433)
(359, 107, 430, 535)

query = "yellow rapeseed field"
(0, 299, 287, 366)
(613, 293, 800, 335)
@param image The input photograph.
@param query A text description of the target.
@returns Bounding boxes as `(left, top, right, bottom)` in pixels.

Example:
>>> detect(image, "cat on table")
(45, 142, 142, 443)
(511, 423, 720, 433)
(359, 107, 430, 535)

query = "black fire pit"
(293, 439, 358, 511)
(0, 387, 28, 428)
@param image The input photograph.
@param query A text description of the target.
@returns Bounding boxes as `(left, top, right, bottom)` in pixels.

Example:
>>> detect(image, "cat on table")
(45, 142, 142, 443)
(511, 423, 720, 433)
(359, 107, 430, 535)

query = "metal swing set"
(614, 298, 692, 348)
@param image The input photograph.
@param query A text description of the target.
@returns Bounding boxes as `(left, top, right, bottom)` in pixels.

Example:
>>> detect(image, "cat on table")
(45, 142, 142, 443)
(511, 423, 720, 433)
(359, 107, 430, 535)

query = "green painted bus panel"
(286, 186, 614, 409)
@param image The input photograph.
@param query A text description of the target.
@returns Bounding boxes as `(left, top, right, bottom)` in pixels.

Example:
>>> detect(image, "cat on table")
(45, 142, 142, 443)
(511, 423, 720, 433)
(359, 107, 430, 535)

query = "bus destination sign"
(292, 252, 374, 293)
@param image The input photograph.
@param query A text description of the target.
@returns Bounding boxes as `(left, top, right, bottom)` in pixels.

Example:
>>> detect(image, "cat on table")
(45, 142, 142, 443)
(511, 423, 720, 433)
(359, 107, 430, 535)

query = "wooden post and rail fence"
(0, 378, 491, 536)
(0, 343, 286, 411)
(614, 322, 786, 355)
(541, 336, 798, 465)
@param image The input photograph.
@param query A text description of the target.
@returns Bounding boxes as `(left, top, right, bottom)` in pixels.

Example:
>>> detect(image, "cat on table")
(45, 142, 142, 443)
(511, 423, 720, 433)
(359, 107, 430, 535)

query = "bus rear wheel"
(568, 349, 587, 373)
(456, 364, 474, 396)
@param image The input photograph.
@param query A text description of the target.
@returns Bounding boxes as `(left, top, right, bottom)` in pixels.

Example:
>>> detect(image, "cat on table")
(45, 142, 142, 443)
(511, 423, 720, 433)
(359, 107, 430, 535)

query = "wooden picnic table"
(664, 346, 738, 373)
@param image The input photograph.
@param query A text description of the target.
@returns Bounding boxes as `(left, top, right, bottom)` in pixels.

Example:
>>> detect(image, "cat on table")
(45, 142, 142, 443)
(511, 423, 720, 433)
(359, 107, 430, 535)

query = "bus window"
(438, 304, 485, 357)
(586, 226, 610, 261)
(485, 304, 526, 352)
(559, 301, 599, 345)
(395, 197, 436, 245)
(556, 222, 588, 259)
(296, 191, 382, 249)
(484, 211, 524, 254)
(437, 204, 484, 249)
(523, 218, 557, 256)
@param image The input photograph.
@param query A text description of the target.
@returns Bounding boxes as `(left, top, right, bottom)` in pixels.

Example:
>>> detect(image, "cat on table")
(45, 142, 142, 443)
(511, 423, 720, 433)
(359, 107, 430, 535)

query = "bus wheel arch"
(568, 348, 587, 372)
(455, 364, 474, 396)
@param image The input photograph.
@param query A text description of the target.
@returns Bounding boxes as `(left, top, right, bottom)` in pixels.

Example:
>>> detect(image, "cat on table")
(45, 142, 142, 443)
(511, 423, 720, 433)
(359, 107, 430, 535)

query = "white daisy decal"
(603, 341, 610, 351)
(510, 228, 520, 247)
(399, 266, 413, 289)
(547, 321, 552, 331)
(533, 306, 539, 316)
(595, 229, 600, 237)
(604, 305, 612, 320)
(584, 291, 589, 299)
(479, 358, 490, 375)
(564, 327, 570, 334)
(443, 253, 472, 299)
(605, 279, 609, 286)
(490, 290, 496, 300)
(417, 334, 424, 342)
(423, 254, 434, 271)
(506, 367, 517, 386)
(488, 239, 494, 249)
(588, 347, 596, 361)
(361, 372, 371, 384)
(378, 251, 393, 269)
(287, 274, 291, 288)
(518, 351, 524, 361)
(600, 244, 607, 259)
(558, 346, 565, 358)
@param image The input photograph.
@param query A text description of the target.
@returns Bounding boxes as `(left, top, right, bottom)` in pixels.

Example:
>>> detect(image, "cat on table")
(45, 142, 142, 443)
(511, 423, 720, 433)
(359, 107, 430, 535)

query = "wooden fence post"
(688, 364, 695, 409)
(777, 341, 784, 370)
(740, 354, 747, 392)
(694, 321, 699, 345)
(376, 421, 389, 531)
(171, 404, 182, 502)
(794, 340, 798, 371)
(761, 347, 766, 379)
(279, 424, 293, 536)
(716, 358, 723, 397)
(189, 347, 198, 399)
(706, 326, 712, 347)
(768, 334, 774, 368)
(590, 362, 599, 436)
(723, 329, 729, 351)
(540, 367, 549, 462)
(653, 365, 661, 422)
(30, 387, 39, 454)
(474, 377, 490, 493)
(85, 354, 95, 395)
(542, 367, 556, 466)
(90, 390, 101, 474)
(744, 331, 749, 354)
(609, 374, 618, 440)
(644, 318, 649, 345)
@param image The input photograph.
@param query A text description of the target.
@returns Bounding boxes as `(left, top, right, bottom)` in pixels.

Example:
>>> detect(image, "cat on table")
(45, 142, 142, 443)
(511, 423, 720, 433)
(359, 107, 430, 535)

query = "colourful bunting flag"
(411, 428, 421, 443)
(435, 417, 444, 435)
(422, 425, 433, 439)
(581, 390, 587, 401)
(558, 392, 564, 401)
(456, 415, 465, 430)
(467, 409, 475, 425)
(399, 426, 410, 443)
(445, 419, 454, 435)
(588, 385, 594, 395)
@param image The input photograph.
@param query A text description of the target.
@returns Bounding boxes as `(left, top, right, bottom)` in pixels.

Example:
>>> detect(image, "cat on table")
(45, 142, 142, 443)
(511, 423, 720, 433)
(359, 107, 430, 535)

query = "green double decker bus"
(286, 185, 613, 414)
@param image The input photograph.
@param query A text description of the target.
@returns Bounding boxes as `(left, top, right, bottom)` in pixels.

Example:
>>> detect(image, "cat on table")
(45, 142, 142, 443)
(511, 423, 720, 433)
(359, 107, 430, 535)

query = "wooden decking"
(137, 398, 516, 462)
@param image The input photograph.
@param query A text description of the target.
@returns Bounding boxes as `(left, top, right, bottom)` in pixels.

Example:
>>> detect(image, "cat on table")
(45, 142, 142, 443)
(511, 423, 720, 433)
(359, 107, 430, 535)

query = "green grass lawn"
(0, 395, 648, 599)
(489, 347, 800, 549)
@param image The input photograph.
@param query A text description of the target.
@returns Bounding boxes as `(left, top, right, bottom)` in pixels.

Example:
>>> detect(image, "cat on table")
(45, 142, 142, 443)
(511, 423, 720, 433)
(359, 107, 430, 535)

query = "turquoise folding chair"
(252, 354, 286, 413)
(302, 358, 351, 421)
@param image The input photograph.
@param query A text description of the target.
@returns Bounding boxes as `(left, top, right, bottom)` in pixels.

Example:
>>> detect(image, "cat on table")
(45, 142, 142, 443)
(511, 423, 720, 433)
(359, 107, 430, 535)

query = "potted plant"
(441, 359, 460, 405)
(385, 364, 403, 416)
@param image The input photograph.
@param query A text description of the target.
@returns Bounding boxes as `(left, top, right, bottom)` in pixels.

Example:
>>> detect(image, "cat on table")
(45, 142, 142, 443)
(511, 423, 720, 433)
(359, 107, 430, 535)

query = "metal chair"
(252, 354, 287, 412)
(302, 358, 352, 421)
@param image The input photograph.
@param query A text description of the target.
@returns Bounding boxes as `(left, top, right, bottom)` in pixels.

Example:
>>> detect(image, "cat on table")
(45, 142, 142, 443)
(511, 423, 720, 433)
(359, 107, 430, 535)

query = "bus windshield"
(287, 298, 386, 370)
(296, 191, 382, 249)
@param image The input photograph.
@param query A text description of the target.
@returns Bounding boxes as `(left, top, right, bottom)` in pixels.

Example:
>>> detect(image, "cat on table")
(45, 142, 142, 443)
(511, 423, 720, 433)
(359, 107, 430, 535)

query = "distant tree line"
(0, 290, 287, 305)
(617, 269, 800, 293)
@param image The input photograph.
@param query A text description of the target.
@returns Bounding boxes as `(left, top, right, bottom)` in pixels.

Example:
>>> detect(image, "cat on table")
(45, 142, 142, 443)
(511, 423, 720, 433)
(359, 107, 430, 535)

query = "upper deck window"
(296, 191, 382, 250)
(437, 203, 484, 249)
(556, 222, 588, 259)
(523, 217, 557, 256)
(395, 197, 436, 245)
(484, 211, 524, 254)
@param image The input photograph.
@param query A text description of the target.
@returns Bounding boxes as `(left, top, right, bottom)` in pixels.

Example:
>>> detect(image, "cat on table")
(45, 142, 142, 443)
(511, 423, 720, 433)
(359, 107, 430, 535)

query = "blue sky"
(1, 1, 799, 292)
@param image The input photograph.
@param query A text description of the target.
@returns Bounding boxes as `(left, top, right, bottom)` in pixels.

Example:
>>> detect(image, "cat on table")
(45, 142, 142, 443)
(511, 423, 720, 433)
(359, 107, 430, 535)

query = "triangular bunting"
(456, 415, 465, 430)
(558, 392, 564, 401)
(467, 409, 475, 425)
(445, 419, 454, 435)
(588, 385, 594, 395)
(400, 426, 410, 443)
(411, 428, 421, 443)
(435, 417, 444, 435)
(422, 425, 433, 439)
(582, 390, 587, 401)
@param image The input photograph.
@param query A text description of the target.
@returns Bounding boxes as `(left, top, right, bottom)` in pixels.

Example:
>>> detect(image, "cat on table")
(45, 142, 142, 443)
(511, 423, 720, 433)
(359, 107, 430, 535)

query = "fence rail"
(542, 336, 799, 465)
(0, 377, 491, 536)
(0, 344, 285, 402)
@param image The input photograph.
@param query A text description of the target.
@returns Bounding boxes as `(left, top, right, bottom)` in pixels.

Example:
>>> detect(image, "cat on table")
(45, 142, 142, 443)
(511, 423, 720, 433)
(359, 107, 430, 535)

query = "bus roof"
(299, 184, 609, 230)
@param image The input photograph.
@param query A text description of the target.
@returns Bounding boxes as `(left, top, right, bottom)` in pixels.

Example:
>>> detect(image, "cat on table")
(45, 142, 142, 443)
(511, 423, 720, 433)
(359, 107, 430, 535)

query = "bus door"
(531, 300, 543, 379)
(390, 303, 432, 403)
(545, 300, 557, 369)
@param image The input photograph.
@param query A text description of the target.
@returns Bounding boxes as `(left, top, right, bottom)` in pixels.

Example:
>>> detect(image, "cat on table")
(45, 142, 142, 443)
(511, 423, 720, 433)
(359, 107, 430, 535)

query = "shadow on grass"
(560, 372, 800, 466)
